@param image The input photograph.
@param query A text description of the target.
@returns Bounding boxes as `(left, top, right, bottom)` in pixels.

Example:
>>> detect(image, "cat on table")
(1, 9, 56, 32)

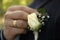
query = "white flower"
(28, 13, 42, 31)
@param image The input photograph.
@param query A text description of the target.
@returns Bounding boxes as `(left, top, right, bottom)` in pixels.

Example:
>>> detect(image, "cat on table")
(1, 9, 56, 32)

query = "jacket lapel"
(29, 0, 51, 9)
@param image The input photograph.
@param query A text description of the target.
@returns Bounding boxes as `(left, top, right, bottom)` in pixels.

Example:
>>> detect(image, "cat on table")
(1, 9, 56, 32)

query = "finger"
(4, 26, 27, 35)
(16, 20, 28, 29)
(4, 19, 28, 29)
(8, 5, 39, 14)
(4, 11, 29, 20)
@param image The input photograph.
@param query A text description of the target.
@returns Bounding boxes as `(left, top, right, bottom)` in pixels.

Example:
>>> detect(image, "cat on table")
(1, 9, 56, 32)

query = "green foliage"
(37, 7, 47, 16)
(0, 0, 32, 17)
(0, 0, 3, 17)
(3, 0, 32, 11)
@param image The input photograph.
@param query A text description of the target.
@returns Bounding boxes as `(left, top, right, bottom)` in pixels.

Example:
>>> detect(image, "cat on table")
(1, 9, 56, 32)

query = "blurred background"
(0, 0, 33, 29)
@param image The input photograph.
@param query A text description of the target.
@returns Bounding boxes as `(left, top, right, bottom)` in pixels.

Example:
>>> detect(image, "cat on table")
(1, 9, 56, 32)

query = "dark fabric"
(0, 30, 6, 40)
(0, 0, 60, 40)
(0, 31, 1, 40)
(29, 0, 50, 9)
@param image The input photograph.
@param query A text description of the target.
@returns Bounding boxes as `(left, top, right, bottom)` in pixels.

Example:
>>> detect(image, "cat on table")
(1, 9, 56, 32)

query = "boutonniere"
(28, 8, 50, 40)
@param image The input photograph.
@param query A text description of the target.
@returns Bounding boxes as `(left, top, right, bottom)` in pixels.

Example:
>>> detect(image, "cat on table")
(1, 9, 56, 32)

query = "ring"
(13, 20, 17, 27)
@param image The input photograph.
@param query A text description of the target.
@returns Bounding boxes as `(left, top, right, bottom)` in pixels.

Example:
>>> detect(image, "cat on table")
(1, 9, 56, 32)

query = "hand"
(3, 5, 39, 40)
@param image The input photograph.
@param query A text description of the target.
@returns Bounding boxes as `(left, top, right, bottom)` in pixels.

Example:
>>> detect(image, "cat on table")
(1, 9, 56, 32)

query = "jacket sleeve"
(0, 30, 6, 40)
(0, 30, 1, 40)
(0, 29, 21, 40)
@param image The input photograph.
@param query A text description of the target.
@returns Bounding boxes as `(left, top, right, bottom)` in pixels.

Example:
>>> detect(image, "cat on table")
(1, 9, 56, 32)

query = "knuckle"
(17, 20, 27, 28)
(4, 12, 11, 19)
(4, 20, 7, 27)
(7, 6, 13, 11)
(4, 13, 9, 19)
(7, 6, 16, 10)
(4, 19, 11, 27)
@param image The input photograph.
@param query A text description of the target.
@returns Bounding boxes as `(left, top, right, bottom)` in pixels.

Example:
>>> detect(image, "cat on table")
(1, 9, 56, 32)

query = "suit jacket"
(0, 0, 60, 40)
